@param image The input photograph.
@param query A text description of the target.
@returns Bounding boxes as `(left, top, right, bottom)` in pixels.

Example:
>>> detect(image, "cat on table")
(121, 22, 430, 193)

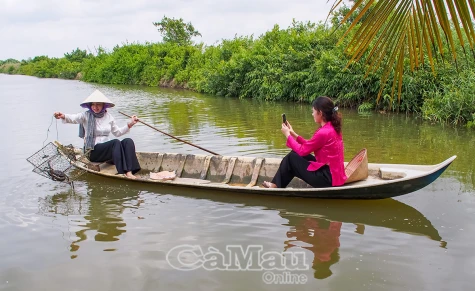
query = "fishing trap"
(27, 142, 87, 188)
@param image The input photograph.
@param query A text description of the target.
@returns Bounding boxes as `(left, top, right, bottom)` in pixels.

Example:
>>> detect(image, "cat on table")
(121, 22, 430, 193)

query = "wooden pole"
(119, 111, 220, 156)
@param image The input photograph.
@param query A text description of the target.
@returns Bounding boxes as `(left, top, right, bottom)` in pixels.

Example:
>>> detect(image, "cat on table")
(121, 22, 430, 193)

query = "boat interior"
(78, 151, 439, 189)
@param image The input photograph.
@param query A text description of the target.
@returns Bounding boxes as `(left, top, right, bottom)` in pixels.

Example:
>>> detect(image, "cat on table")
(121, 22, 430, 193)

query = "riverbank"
(2, 21, 474, 126)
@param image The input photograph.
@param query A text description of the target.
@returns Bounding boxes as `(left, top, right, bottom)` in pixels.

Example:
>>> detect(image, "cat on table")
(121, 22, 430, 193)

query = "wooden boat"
(56, 142, 456, 199)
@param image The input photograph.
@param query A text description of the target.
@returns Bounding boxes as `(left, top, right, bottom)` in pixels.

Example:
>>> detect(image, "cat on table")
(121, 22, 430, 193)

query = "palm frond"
(330, 0, 475, 103)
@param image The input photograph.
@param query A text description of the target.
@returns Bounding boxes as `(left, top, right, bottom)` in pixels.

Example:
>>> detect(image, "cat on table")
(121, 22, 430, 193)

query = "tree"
(153, 16, 201, 45)
(64, 48, 89, 63)
(330, 0, 475, 102)
(30, 55, 50, 63)
(2, 58, 20, 64)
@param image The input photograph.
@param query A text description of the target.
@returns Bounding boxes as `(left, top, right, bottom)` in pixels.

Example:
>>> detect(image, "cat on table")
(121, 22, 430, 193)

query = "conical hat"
(80, 90, 115, 108)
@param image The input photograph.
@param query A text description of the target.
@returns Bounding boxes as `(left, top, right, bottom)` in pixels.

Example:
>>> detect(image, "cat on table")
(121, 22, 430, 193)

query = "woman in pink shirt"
(263, 96, 347, 188)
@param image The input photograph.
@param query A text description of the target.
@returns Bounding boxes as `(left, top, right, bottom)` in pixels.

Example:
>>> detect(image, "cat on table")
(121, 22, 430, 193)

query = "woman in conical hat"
(54, 89, 141, 179)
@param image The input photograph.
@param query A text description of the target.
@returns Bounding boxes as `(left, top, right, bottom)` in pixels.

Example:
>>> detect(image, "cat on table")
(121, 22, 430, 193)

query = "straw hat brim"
(80, 90, 115, 108)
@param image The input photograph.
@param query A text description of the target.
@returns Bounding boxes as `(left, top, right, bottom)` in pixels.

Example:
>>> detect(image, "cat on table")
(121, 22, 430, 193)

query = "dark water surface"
(1, 74, 474, 291)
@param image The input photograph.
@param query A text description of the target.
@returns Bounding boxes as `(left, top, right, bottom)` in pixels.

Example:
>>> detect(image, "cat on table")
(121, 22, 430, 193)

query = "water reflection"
(161, 185, 444, 243)
(39, 180, 142, 258)
(38, 177, 444, 277)
(275, 197, 444, 279)
(164, 185, 445, 280)
(284, 217, 342, 279)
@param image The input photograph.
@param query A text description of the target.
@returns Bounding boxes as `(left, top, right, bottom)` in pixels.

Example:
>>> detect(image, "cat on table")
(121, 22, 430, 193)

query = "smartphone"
(282, 113, 287, 125)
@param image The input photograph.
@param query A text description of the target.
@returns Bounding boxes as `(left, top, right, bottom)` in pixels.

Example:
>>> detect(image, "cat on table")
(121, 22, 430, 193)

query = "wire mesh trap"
(27, 142, 87, 187)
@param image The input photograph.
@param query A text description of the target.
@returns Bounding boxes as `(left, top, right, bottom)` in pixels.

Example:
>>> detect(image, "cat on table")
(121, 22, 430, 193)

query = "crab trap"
(27, 142, 87, 187)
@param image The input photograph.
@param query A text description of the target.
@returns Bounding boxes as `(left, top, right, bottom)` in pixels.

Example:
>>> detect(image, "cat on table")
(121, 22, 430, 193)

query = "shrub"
(422, 70, 475, 126)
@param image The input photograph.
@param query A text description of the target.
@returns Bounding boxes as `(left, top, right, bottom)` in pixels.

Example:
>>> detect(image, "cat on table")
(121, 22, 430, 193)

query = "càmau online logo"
(166, 244, 310, 271)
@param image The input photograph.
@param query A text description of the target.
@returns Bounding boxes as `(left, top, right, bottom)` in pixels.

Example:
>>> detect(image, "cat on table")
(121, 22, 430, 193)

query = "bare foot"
(125, 172, 137, 179)
(262, 181, 277, 188)
(149, 171, 176, 180)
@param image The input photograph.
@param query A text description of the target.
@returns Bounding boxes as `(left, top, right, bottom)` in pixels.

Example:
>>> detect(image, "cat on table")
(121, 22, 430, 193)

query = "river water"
(0, 74, 474, 290)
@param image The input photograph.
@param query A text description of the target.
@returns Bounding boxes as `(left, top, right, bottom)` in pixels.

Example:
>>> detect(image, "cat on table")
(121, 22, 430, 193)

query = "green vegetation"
(153, 16, 201, 46)
(1, 9, 474, 126)
(1, 48, 91, 79)
(422, 70, 475, 125)
(0, 58, 20, 66)
(330, 0, 475, 103)
(0, 58, 20, 74)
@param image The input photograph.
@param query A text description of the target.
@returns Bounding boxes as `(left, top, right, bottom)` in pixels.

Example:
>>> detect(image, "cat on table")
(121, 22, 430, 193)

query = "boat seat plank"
(154, 153, 164, 172)
(94, 163, 117, 174)
(173, 155, 186, 178)
(86, 160, 113, 172)
(246, 158, 264, 187)
(200, 156, 212, 180)
(222, 157, 237, 184)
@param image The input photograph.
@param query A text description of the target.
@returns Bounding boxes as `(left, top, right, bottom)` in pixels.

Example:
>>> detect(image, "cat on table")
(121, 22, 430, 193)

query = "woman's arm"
(54, 112, 86, 124)
(290, 130, 299, 139)
(285, 121, 306, 143)
(286, 130, 326, 156)
(110, 114, 138, 137)
(110, 115, 131, 137)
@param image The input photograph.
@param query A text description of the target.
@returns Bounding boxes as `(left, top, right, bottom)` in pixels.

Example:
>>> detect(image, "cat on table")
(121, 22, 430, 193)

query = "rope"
(42, 115, 59, 147)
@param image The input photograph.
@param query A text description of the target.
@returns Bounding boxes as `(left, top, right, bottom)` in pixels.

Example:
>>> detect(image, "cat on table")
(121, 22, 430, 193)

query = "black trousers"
(89, 138, 141, 174)
(272, 151, 332, 188)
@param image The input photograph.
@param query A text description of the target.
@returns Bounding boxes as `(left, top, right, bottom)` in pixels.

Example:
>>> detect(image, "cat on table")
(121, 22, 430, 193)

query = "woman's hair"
(312, 96, 342, 134)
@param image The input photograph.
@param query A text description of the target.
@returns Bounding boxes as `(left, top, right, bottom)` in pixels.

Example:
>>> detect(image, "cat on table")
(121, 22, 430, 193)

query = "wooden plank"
(171, 178, 212, 185)
(86, 162, 101, 172)
(176, 155, 188, 178)
(155, 153, 164, 172)
(200, 156, 212, 180)
(222, 157, 237, 184)
(246, 158, 264, 187)
(86, 160, 114, 172)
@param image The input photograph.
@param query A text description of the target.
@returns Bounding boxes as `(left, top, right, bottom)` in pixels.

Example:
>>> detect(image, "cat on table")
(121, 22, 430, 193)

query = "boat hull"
(211, 162, 452, 199)
(57, 142, 456, 199)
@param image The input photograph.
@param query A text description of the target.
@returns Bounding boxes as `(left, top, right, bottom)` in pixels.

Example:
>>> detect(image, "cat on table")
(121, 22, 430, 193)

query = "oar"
(119, 111, 220, 156)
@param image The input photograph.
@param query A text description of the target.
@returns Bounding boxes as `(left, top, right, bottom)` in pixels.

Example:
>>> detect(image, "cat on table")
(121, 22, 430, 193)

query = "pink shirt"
(286, 122, 347, 186)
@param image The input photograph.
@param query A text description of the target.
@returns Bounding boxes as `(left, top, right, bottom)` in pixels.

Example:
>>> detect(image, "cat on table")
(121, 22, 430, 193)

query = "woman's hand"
(281, 123, 291, 137)
(54, 112, 65, 119)
(285, 121, 298, 138)
(128, 115, 139, 128)
(285, 120, 294, 133)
